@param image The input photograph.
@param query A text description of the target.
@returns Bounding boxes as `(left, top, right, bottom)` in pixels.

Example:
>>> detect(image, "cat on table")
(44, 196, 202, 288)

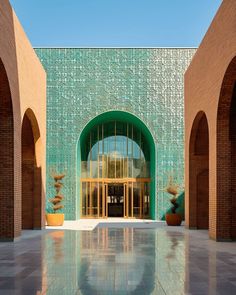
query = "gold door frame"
(81, 178, 150, 183)
(81, 178, 150, 219)
(80, 121, 151, 219)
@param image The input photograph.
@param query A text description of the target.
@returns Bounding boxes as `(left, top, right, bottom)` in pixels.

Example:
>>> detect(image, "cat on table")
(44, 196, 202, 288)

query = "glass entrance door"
(81, 179, 150, 218)
(106, 183, 124, 217)
(80, 120, 151, 218)
(124, 181, 150, 218)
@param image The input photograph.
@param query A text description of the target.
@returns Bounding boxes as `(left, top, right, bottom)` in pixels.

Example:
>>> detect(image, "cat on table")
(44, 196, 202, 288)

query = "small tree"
(49, 173, 65, 213)
(165, 176, 180, 214)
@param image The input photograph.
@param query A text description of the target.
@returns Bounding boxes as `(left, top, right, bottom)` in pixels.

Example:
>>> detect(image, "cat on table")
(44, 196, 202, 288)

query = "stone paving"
(0, 222, 235, 294)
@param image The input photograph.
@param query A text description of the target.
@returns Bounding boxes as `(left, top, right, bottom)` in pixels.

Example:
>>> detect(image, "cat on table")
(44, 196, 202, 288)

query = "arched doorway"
(189, 112, 209, 229)
(78, 111, 156, 219)
(22, 109, 42, 229)
(0, 59, 14, 239)
(217, 56, 236, 240)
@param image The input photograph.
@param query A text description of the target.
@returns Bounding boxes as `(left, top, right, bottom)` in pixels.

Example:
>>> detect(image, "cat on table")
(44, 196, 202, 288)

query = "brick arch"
(22, 109, 42, 229)
(189, 111, 209, 229)
(0, 58, 14, 239)
(217, 56, 236, 240)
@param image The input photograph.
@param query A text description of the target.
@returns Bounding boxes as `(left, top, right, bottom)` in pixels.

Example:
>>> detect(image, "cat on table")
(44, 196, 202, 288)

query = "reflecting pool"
(0, 227, 236, 294)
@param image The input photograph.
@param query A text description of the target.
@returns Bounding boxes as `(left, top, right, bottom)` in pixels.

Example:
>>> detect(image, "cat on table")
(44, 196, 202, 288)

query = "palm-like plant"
(49, 173, 65, 213)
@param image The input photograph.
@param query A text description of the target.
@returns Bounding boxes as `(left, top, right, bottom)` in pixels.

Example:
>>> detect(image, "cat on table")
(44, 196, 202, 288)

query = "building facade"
(36, 48, 195, 220)
(0, 0, 46, 240)
(1, 0, 235, 243)
(185, 0, 236, 241)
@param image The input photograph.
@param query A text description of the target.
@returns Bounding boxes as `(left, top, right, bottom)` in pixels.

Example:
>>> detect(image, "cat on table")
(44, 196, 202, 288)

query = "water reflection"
(78, 229, 154, 294)
(42, 228, 186, 294)
(49, 231, 65, 262)
(2, 228, 236, 294)
(42, 228, 158, 294)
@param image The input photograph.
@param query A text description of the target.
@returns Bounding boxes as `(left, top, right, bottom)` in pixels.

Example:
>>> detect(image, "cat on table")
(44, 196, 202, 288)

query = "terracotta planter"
(165, 213, 182, 226)
(46, 213, 64, 226)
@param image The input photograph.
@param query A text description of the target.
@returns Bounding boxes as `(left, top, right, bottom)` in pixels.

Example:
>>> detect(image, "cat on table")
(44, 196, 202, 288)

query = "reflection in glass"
(81, 121, 150, 179)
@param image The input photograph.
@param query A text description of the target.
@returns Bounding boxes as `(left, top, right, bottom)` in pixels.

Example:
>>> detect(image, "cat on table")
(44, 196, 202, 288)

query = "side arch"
(217, 56, 236, 240)
(77, 110, 156, 219)
(188, 111, 209, 229)
(22, 108, 43, 229)
(0, 58, 14, 239)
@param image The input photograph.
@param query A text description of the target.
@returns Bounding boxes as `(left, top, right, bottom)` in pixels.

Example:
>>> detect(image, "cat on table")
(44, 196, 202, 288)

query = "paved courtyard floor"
(0, 221, 235, 294)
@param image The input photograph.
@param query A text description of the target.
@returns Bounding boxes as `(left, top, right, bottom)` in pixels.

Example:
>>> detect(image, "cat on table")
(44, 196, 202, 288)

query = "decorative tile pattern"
(35, 48, 196, 219)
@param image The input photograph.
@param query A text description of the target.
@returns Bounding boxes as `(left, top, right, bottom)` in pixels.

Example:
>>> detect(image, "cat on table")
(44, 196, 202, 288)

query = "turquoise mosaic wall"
(35, 48, 196, 220)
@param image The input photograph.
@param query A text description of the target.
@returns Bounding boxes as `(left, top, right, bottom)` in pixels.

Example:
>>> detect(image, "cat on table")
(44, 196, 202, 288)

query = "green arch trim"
(77, 110, 156, 219)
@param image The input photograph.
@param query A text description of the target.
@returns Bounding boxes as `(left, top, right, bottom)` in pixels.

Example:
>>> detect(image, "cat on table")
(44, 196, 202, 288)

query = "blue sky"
(10, 0, 222, 47)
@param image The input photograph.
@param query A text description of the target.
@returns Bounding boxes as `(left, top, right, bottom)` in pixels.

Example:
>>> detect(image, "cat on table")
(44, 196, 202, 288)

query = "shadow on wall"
(161, 192, 185, 221)
(0, 1, 21, 240)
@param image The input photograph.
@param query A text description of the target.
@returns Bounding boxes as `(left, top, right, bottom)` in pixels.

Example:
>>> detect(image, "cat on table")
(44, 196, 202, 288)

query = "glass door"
(81, 179, 150, 218)
(81, 180, 106, 218)
(103, 183, 108, 218)
(124, 182, 128, 218)
(106, 183, 124, 217)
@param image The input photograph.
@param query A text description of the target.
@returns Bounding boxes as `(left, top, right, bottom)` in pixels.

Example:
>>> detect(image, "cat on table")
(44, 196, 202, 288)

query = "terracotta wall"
(0, 0, 46, 240)
(185, 0, 236, 240)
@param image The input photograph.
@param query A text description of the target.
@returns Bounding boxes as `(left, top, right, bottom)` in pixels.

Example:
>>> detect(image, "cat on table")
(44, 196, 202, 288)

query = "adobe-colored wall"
(0, 0, 46, 240)
(13, 7, 47, 232)
(185, 0, 236, 240)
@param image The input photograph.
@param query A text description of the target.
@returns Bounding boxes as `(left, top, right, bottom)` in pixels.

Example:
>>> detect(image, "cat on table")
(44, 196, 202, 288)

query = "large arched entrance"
(0, 59, 14, 239)
(189, 111, 209, 229)
(22, 109, 42, 229)
(78, 111, 156, 219)
(217, 56, 236, 240)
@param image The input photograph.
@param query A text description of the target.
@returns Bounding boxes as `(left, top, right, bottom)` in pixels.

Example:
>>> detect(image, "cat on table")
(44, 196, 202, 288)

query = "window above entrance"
(81, 120, 150, 179)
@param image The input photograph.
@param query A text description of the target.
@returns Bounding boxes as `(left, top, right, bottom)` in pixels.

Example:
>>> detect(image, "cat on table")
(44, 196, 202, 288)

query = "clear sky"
(10, 0, 222, 47)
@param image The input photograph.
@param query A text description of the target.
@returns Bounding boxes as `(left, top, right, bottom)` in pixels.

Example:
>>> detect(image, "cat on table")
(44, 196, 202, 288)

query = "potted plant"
(165, 176, 182, 226)
(46, 173, 65, 226)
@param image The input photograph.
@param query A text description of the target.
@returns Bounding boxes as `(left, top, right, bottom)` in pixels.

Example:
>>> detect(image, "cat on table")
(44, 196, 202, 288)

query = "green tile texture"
(35, 48, 196, 220)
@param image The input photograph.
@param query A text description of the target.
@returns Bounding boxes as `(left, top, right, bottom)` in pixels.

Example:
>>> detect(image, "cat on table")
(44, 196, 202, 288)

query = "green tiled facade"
(35, 48, 195, 220)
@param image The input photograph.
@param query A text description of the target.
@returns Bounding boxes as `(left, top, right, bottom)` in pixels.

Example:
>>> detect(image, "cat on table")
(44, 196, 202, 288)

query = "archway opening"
(0, 59, 14, 239)
(21, 110, 42, 229)
(217, 56, 236, 240)
(78, 111, 156, 219)
(229, 83, 236, 239)
(189, 112, 209, 229)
